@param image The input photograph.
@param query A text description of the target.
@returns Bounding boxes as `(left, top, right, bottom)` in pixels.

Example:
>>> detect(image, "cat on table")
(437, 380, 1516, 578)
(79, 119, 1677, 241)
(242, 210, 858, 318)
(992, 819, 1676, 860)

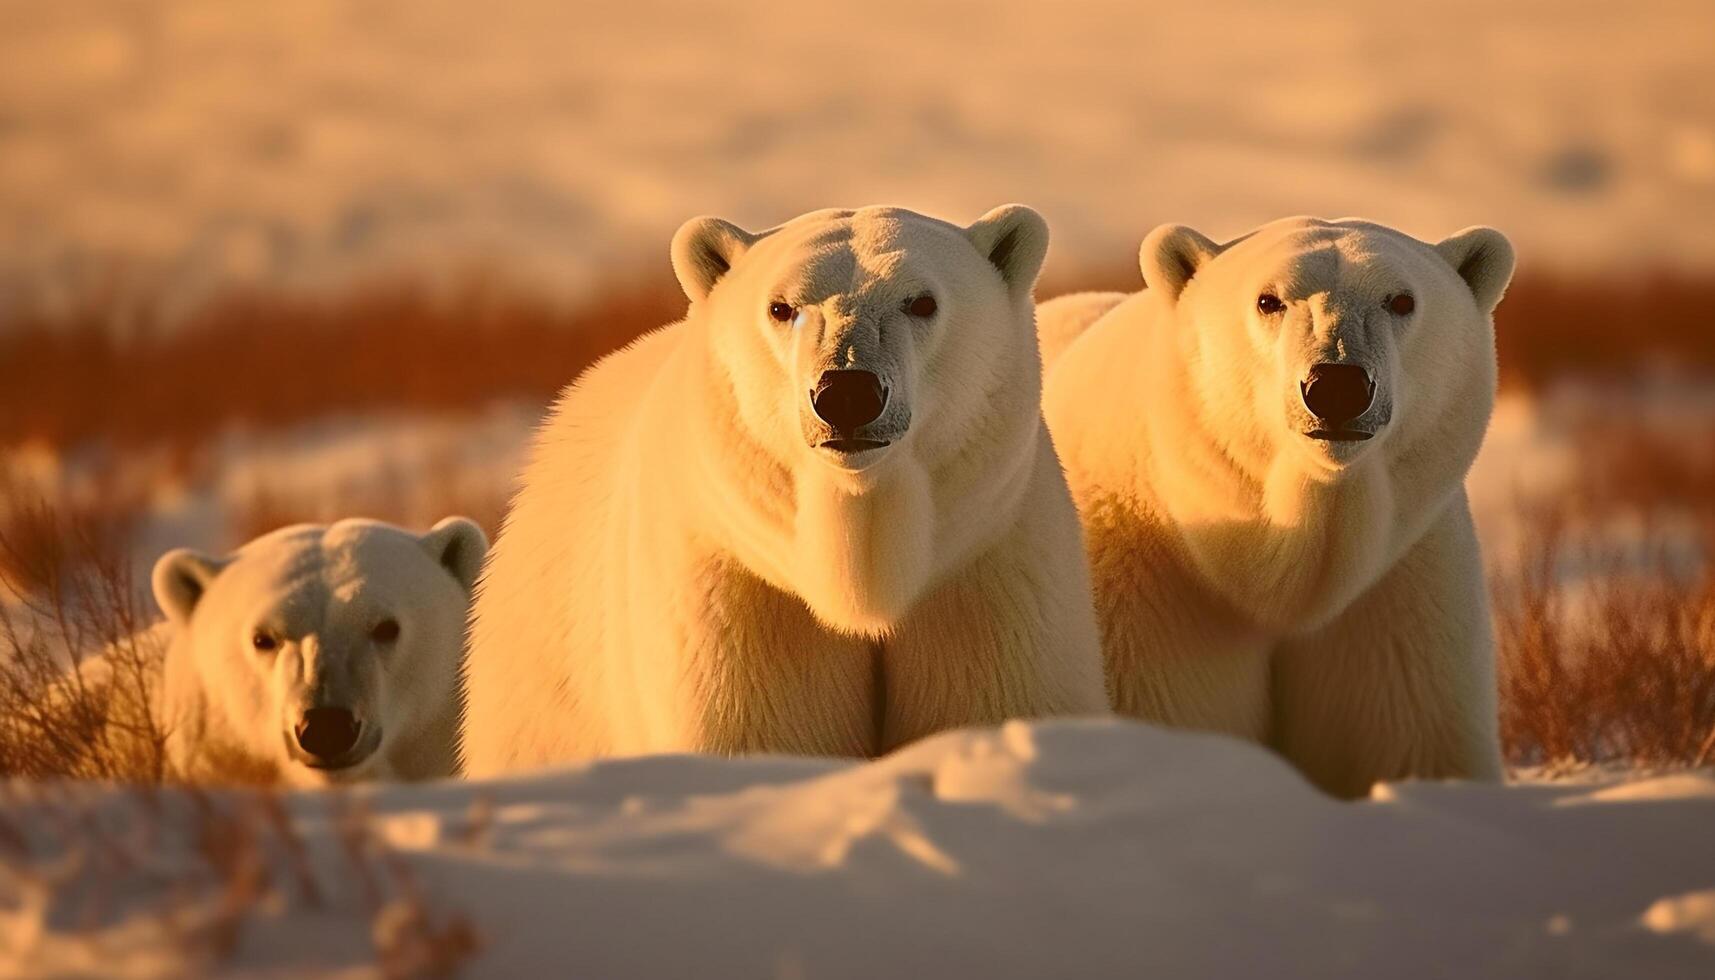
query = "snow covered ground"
(5, 5, 1714, 973)
(3, 0, 1713, 317)
(5, 719, 1714, 978)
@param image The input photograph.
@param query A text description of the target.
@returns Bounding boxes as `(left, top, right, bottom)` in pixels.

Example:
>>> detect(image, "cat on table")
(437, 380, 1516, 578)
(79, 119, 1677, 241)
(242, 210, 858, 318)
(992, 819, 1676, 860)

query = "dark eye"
(767, 301, 796, 323)
(1387, 293, 1416, 316)
(251, 631, 279, 653)
(370, 619, 400, 644)
(1256, 293, 1286, 315)
(905, 294, 938, 318)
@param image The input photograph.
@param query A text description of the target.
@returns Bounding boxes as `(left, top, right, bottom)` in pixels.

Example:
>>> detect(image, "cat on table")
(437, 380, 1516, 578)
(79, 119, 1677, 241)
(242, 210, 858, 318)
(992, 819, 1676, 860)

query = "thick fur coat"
(461, 205, 1108, 773)
(1041, 216, 1515, 797)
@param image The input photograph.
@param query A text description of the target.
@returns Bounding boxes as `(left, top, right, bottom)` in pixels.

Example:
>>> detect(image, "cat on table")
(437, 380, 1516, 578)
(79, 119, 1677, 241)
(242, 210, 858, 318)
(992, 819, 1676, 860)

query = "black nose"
(1300, 363, 1375, 426)
(811, 370, 887, 430)
(295, 707, 361, 761)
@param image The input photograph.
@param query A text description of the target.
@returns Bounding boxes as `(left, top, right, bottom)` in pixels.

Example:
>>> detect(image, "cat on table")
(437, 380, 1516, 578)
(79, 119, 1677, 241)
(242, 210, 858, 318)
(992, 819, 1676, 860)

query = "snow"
(5, 719, 1714, 978)
(6, 6, 1714, 971)
(3, 0, 1714, 317)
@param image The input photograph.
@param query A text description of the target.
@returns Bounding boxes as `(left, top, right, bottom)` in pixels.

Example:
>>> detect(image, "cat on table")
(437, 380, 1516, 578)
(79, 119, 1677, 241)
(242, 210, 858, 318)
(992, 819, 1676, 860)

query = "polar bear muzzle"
(811, 369, 890, 445)
(287, 705, 381, 770)
(1300, 363, 1378, 440)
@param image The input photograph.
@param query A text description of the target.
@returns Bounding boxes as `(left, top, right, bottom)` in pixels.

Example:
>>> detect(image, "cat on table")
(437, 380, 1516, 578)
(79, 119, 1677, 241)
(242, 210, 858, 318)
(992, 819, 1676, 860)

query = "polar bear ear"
(1139, 224, 1222, 303)
(671, 216, 759, 302)
(421, 516, 489, 593)
(1434, 226, 1516, 315)
(965, 204, 1050, 299)
(151, 548, 228, 626)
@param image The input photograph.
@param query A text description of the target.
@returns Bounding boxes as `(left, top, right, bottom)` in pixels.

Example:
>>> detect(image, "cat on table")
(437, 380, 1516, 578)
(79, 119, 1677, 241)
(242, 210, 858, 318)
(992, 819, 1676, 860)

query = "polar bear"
(461, 205, 1109, 772)
(148, 517, 487, 786)
(1040, 217, 1515, 798)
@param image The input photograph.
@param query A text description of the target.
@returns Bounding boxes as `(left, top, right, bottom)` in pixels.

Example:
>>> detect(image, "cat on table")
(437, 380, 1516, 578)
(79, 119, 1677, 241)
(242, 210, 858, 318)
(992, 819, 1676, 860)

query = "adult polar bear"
(151, 517, 487, 785)
(1040, 217, 1514, 798)
(462, 205, 1108, 771)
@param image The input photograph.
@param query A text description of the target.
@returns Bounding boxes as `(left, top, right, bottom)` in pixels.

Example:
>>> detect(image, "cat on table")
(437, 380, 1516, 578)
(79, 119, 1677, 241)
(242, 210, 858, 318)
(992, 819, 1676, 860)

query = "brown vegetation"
(1496, 521, 1715, 767)
(1493, 402, 1715, 769)
(1491, 272, 1715, 392)
(0, 271, 683, 452)
(2, 268, 1712, 453)
(0, 480, 168, 782)
(0, 784, 480, 975)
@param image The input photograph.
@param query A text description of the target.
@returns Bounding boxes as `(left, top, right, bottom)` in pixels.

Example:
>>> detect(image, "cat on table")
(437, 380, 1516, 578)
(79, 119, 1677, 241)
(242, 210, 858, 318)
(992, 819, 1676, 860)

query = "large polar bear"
(149, 517, 487, 785)
(461, 205, 1109, 772)
(1040, 217, 1515, 798)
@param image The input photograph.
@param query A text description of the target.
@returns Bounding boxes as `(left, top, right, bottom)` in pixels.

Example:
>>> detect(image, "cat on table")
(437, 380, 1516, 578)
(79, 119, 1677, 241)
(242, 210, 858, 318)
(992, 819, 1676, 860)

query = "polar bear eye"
(1256, 293, 1286, 316)
(251, 630, 279, 653)
(370, 618, 401, 645)
(905, 294, 938, 318)
(1387, 293, 1416, 316)
(767, 301, 796, 323)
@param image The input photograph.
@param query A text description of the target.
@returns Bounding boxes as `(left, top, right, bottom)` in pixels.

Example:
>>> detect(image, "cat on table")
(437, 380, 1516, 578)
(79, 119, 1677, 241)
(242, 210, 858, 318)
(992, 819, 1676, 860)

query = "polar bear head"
(1140, 216, 1514, 479)
(668, 205, 1051, 632)
(151, 517, 486, 785)
(670, 204, 1049, 487)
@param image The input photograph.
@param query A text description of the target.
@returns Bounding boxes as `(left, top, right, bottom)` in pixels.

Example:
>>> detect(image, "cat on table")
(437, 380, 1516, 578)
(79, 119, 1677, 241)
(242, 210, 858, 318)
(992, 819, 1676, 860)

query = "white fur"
(462, 205, 1108, 772)
(1042, 216, 1515, 797)
(150, 516, 486, 786)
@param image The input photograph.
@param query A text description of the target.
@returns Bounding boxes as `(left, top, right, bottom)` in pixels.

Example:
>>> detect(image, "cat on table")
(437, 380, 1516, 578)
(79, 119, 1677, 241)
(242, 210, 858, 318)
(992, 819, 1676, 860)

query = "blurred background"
(3, 0, 1713, 770)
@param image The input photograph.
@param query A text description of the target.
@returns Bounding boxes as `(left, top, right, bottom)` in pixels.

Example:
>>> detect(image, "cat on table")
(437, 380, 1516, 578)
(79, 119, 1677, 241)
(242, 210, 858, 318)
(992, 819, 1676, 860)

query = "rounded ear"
(670, 216, 758, 302)
(151, 548, 227, 626)
(965, 204, 1050, 299)
(1139, 224, 1221, 303)
(421, 516, 489, 593)
(1434, 226, 1515, 314)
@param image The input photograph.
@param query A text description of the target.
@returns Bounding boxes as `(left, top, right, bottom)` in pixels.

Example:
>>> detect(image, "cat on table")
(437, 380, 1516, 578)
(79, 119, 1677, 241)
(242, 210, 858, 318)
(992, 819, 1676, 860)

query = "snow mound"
(4, 719, 1714, 978)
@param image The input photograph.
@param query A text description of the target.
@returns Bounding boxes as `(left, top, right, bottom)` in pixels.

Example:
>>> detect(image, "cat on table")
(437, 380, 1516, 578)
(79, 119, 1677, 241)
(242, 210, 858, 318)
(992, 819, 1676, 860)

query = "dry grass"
(0, 479, 170, 782)
(0, 784, 480, 976)
(1494, 405, 1715, 768)
(2, 268, 1712, 453)
(0, 270, 683, 452)
(1491, 272, 1715, 392)
(1497, 522, 1715, 767)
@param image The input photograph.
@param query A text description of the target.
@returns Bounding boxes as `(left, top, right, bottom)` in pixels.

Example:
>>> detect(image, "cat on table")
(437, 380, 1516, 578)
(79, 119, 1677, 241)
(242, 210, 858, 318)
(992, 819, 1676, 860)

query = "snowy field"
(3, 0, 1714, 317)
(6, 719, 1715, 977)
(5, 2, 1715, 975)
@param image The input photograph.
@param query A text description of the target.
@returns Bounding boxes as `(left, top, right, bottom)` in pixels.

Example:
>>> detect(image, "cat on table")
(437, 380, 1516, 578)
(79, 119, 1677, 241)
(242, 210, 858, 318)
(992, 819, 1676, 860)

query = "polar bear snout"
(811, 369, 888, 431)
(1300, 363, 1378, 438)
(808, 369, 904, 460)
(290, 706, 377, 769)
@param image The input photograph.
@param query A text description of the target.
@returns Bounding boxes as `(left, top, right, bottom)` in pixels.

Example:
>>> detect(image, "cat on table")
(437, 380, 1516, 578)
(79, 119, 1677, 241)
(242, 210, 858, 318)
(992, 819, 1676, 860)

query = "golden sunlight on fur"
(460, 205, 1108, 772)
(1043, 217, 1515, 797)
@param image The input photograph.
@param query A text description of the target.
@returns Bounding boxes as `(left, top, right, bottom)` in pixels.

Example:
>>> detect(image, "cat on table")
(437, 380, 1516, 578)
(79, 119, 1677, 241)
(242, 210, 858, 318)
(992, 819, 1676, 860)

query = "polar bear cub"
(461, 205, 1109, 772)
(150, 517, 487, 785)
(1041, 217, 1515, 797)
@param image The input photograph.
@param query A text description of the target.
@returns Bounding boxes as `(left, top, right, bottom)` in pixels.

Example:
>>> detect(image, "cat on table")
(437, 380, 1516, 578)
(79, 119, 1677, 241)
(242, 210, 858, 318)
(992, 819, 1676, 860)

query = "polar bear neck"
(681, 333, 1042, 636)
(1141, 309, 1478, 633)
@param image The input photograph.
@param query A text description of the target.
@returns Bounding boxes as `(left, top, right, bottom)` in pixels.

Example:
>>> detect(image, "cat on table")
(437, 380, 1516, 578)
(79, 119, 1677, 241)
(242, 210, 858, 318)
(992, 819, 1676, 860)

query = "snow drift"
(5, 719, 1714, 978)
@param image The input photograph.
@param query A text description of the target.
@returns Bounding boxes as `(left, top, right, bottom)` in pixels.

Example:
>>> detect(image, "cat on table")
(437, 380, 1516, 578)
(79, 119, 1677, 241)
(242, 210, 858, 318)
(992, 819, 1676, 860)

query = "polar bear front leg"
(1081, 497, 1275, 742)
(1270, 497, 1504, 798)
(878, 482, 1110, 752)
(665, 558, 879, 758)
